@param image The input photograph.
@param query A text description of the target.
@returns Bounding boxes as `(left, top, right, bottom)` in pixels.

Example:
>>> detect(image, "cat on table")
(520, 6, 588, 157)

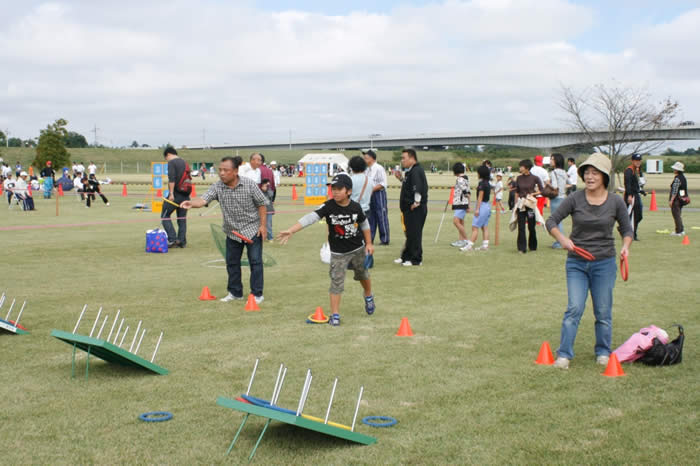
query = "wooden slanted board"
(216, 396, 377, 445)
(0, 318, 29, 335)
(50, 329, 168, 375)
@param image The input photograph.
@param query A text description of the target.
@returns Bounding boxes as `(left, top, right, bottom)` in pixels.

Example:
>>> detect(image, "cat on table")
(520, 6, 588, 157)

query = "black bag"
(638, 324, 684, 366)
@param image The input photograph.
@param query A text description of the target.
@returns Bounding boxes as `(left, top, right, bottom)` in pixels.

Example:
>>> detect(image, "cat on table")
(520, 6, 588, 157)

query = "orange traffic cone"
(122, 183, 128, 197)
(327, 185, 332, 199)
(395, 317, 414, 337)
(448, 187, 455, 205)
(245, 294, 260, 311)
(534, 341, 555, 365)
(58, 184, 64, 196)
(312, 306, 327, 321)
(199, 286, 216, 300)
(0, 183, 3, 195)
(602, 353, 625, 377)
(649, 190, 657, 211)
(682, 235, 690, 245)
(156, 188, 162, 198)
(191, 184, 197, 197)
(291, 184, 298, 201)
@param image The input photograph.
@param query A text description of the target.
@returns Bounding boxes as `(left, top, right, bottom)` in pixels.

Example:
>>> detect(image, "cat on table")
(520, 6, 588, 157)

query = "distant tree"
(141, 143, 150, 148)
(559, 83, 680, 191)
(0, 130, 6, 146)
(63, 131, 89, 148)
(33, 118, 71, 170)
(8, 137, 22, 147)
(130, 140, 139, 148)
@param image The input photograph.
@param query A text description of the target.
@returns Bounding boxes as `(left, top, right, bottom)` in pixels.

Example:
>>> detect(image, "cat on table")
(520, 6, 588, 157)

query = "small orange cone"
(534, 341, 555, 365)
(682, 235, 690, 245)
(602, 353, 625, 377)
(312, 306, 327, 321)
(448, 187, 454, 205)
(395, 317, 414, 337)
(156, 188, 162, 198)
(245, 294, 260, 311)
(199, 286, 216, 300)
(649, 190, 657, 211)
(191, 184, 197, 197)
(291, 184, 298, 200)
(58, 184, 64, 196)
(122, 183, 128, 197)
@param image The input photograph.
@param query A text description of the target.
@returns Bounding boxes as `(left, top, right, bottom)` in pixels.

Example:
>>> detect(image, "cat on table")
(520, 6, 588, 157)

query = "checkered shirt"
(201, 177, 267, 242)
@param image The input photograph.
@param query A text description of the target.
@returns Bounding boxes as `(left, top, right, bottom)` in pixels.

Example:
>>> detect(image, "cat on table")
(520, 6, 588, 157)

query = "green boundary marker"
(0, 319, 29, 335)
(51, 329, 168, 379)
(217, 396, 376, 460)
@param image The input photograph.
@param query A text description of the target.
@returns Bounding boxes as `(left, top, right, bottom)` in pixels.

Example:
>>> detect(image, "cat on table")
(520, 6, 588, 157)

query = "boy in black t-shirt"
(278, 173, 375, 326)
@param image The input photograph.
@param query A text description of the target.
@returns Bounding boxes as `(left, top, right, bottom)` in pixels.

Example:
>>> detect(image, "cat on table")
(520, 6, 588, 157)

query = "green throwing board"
(51, 329, 168, 379)
(217, 396, 376, 461)
(0, 318, 29, 335)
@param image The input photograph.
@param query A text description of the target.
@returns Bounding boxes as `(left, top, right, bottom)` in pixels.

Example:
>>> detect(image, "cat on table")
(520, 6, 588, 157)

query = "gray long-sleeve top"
(546, 190, 634, 260)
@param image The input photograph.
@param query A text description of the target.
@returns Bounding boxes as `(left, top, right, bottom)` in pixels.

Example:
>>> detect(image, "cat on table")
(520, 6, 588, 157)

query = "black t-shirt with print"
(315, 199, 366, 254)
(477, 179, 491, 203)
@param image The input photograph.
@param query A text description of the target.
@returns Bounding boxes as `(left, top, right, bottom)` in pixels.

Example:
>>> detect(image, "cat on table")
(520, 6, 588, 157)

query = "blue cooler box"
(146, 229, 168, 253)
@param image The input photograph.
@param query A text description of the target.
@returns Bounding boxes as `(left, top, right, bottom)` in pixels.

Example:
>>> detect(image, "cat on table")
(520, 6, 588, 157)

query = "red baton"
(232, 230, 253, 244)
(620, 254, 629, 281)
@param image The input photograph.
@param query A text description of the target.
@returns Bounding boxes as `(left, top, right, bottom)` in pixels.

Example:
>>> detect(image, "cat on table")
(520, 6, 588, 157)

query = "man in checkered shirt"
(181, 156, 268, 304)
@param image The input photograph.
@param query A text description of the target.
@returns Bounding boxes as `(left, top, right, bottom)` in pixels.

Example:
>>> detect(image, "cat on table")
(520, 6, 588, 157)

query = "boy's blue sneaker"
(329, 313, 341, 326)
(364, 295, 375, 315)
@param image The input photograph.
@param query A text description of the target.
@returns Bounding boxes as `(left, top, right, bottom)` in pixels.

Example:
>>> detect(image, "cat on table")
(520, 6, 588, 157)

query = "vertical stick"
(299, 375, 313, 415)
(5, 299, 16, 321)
(89, 307, 103, 337)
(245, 359, 260, 396)
(113, 318, 125, 344)
(14, 301, 26, 327)
(107, 310, 120, 342)
(351, 386, 364, 432)
(0, 292, 6, 309)
(119, 326, 129, 347)
(129, 320, 142, 352)
(270, 363, 284, 402)
(134, 328, 147, 354)
(495, 206, 500, 246)
(273, 367, 287, 405)
(96, 315, 109, 339)
(324, 378, 338, 424)
(296, 369, 311, 416)
(150, 331, 163, 363)
(73, 304, 88, 334)
(56, 189, 59, 217)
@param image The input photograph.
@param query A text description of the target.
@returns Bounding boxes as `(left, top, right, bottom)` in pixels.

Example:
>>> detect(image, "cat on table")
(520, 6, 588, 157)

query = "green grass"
(0, 187, 698, 464)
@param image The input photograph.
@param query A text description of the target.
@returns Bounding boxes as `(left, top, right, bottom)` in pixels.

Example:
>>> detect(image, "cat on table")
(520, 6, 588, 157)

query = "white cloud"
(0, 1, 698, 147)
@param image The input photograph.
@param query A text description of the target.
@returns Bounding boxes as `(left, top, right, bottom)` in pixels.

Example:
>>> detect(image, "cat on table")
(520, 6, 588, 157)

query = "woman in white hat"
(669, 161, 688, 236)
(545, 153, 634, 369)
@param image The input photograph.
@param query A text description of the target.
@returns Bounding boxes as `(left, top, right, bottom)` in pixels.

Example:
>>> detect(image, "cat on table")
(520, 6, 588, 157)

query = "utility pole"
(202, 129, 206, 148)
(91, 124, 99, 147)
(289, 129, 292, 150)
(5, 128, 9, 147)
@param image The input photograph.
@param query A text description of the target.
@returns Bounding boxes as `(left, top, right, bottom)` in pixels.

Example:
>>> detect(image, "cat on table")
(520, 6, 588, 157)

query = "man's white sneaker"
(451, 240, 467, 247)
(254, 295, 264, 304)
(460, 243, 473, 252)
(393, 258, 404, 264)
(596, 355, 610, 366)
(220, 293, 243, 303)
(553, 357, 570, 369)
(670, 231, 684, 237)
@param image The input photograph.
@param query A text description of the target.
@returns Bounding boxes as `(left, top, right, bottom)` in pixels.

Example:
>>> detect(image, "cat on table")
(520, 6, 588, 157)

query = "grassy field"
(0, 185, 698, 464)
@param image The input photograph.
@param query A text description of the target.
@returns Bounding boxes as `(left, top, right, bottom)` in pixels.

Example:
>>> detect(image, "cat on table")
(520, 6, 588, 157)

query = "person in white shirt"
(76, 162, 85, 175)
(566, 157, 578, 194)
(362, 149, 390, 245)
(72, 162, 78, 176)
(88, 161, 97, 175)
(270, 161, 281, 187)
(531, 155, 550, 216)
(239, 153, 262, 184)
(494, 172, 506, 214)
(1, 163, 10, 179)
(4, 173, 15, 204)
(13, 171, 35, 210)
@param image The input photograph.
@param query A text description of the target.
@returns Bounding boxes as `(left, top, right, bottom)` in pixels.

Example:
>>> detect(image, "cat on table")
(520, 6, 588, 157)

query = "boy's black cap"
(327, 173, 352, 190)
(631, 153, 642, 161)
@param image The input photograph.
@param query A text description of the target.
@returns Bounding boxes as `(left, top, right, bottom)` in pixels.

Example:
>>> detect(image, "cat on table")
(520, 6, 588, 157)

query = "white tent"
(298, 153, 349, 176)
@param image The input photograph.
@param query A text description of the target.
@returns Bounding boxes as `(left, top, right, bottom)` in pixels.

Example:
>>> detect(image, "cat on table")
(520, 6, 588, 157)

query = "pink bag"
(613, 325, 669, 363)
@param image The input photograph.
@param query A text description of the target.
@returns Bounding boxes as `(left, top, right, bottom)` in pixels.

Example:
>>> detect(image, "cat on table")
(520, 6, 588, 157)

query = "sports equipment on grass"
(245, 294, 260, 311)
(217, 359, 375, 461)
(307, 306, 329, 324)
(51, 306, 167, 380)
(362, 416, 397, 427)
(534, 341, 554, 365)
(139, 411, 173, 422)
(602, 353, 626, 377)
(0, 293, 29, 335)
(199, 286, 216, 300)
(396, 317, 414, 337)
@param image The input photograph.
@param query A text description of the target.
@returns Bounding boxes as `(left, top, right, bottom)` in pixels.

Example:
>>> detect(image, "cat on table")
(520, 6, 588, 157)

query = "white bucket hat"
(671, 161, 685, 172)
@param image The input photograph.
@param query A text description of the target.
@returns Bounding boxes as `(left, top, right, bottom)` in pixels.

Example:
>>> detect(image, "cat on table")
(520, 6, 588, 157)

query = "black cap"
(631, 153, 642, 161)
(328, 173, 353, 190)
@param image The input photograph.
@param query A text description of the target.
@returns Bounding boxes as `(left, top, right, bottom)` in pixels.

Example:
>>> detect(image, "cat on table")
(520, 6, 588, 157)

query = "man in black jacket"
(394, 148, 428, 266)
(161, 147, 190, 248)
(624, 153, 643, 240)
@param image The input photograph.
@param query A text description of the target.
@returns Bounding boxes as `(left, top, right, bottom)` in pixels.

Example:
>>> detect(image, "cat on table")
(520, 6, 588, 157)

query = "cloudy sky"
(1, 0, 698, 149)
